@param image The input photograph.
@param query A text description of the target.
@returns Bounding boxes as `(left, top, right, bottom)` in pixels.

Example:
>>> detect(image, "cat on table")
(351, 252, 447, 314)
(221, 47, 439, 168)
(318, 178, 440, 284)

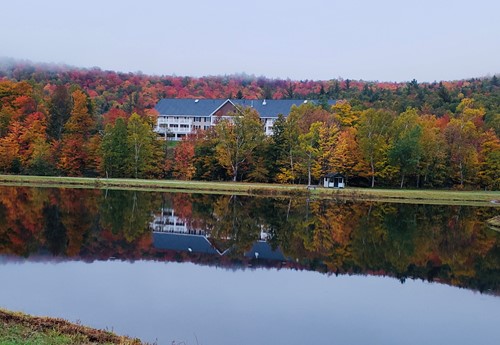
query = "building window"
(169, 124, 178, 128)
(180, 124, 189, 128)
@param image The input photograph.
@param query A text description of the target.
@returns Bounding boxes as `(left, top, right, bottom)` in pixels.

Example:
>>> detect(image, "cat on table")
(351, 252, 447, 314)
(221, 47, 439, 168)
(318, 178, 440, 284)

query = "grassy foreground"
(0, 174, 499, 206)
(0, 309, 144, 345)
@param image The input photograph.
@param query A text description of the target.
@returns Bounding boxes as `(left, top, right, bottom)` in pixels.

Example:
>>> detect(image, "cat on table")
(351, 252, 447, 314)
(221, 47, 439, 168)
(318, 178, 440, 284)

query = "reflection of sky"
(1, 260, 499, 345)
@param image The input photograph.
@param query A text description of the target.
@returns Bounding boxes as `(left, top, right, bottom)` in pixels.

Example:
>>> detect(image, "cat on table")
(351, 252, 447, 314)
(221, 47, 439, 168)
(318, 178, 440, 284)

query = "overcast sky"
(2, 0, 499, 82)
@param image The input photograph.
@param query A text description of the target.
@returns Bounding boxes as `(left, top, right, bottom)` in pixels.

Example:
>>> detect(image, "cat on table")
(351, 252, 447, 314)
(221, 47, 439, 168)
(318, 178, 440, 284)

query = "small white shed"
(323, 173, 346, 188)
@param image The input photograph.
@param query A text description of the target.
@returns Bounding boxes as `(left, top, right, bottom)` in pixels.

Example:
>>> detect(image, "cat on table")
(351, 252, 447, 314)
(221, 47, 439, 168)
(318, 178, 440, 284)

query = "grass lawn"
(0, 174, 499, 206)
(0, 309, 143, 345)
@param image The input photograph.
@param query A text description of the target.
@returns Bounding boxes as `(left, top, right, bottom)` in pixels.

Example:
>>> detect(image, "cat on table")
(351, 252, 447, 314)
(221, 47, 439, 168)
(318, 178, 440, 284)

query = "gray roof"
(153, 232, 221, 255)
(155, 98, 227, 117)
(232, 99, 335, 118)
(155, 98, 336, 119)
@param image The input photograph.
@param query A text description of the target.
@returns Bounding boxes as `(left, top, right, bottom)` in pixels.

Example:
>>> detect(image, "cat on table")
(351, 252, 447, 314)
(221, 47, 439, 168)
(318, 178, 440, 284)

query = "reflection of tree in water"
(0, 201, 11, 252)
(350, 204, 419, 276)
(43, 204, 67, 256)
(100, 189, 157, 242)
(0, 185, 498, 292)
(0, 187, 47, 257)
(210, 195, 262, 256)
(347, 204, 499, 289)
(58, 189, 100, 256)
(182, 194, 295, 256)
(178, 194, 500, 292)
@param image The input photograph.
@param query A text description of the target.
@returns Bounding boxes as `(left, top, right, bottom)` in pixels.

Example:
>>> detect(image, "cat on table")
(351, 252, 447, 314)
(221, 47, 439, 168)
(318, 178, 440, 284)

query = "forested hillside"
(0, 61, 498, 189)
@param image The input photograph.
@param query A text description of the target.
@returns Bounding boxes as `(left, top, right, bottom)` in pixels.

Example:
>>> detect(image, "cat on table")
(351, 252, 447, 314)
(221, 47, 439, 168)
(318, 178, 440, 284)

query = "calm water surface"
(0, 186, 499, 345)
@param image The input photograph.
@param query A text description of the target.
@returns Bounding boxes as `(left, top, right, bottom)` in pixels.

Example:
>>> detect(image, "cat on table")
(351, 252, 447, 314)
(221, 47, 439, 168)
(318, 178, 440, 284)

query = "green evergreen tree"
(47, 85, 72, 140)
(101, 117, 129, 178)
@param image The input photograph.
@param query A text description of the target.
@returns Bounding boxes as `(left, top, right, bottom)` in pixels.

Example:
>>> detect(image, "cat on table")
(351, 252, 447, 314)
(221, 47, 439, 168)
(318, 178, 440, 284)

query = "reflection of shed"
(323, 173, 346, 188)
(244, 241, 286, 261)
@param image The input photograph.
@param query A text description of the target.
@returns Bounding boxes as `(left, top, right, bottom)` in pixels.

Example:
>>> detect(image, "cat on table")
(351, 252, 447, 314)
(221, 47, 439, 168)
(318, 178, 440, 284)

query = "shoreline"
(0, 174, 499, 206)
(0, 309, 144, 344)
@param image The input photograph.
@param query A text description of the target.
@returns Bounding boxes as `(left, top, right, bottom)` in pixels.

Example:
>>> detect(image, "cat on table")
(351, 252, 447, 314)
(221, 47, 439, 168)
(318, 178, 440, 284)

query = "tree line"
(170, 100, 499, 189)
(0, 64, 499, 189)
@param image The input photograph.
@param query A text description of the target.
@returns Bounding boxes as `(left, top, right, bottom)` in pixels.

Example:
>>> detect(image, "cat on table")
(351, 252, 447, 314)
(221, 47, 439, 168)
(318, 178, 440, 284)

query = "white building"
(154, 98, 335, 140)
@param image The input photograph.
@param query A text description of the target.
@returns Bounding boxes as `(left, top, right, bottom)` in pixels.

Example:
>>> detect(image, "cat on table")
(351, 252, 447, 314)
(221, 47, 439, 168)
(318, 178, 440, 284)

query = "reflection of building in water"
(153, 232, 223, 255)
(150, 208, 207, 236)
(150, 208, 287, 261)
(150, 208, 223, 255)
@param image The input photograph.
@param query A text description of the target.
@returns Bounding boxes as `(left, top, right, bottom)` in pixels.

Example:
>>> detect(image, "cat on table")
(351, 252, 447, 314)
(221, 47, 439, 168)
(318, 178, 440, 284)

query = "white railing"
(158, 116, 193, 124)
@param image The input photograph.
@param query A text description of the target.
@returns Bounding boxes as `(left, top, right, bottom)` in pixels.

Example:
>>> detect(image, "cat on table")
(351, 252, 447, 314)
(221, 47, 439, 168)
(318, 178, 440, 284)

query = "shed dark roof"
(324, 172, 345, 178)
(153, 232, 221, 255)
(155, 98, 336, 118)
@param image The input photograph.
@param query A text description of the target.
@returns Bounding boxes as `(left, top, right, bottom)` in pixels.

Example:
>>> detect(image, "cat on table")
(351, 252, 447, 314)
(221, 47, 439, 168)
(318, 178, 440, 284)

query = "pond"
(0, 186, 499, 344)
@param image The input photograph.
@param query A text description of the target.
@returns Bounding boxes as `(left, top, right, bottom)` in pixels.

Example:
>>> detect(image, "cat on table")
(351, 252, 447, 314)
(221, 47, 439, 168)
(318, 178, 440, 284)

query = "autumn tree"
(275, 106, 302, 183)
(315, 123, 340, 179)
(57, 90, 95, 176)
(478, 129, 500, 190)
(19, 112, 56, 175)
(0, 80, 33, 137)
(126, 113, 161, 178)
(329, 127, 369, 185)
(358, 109, 394, 187)
(298, 121, 322, 186)
(0, 121, 22, 172)
(173, 137, 196, 180)
(417, 115, 447, 187)
(389, 108, 423, 188)
(64, 89, 95, 136)
(331, 101, 360, 128)
(444, 99, 482, 187)
(214, 107, 265, 181)
(102, 107, 128, 126)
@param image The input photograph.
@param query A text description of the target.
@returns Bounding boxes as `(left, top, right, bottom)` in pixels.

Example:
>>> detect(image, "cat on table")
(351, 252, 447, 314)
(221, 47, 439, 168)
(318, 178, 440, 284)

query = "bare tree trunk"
(307, 155, 312, 186)
(233, 164, 238, 182)
(370, 157, 375, 188)
(134, 142, 140, 179)
(459, 161, 464, 186)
